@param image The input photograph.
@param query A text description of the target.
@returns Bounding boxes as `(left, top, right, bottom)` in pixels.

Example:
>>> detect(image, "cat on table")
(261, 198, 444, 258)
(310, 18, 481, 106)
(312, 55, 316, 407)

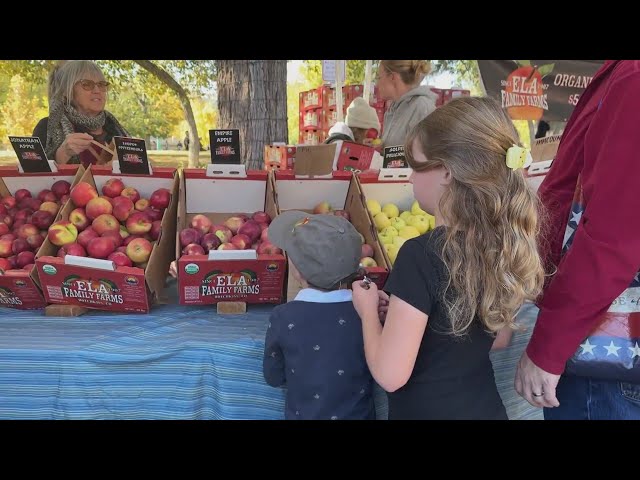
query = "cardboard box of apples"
(358, 170, 435, 267)
(274, 152, 389, 301)
(0, 165, 84, 309)
(35, 166, 178, 313)
(176, 169, 286, 305)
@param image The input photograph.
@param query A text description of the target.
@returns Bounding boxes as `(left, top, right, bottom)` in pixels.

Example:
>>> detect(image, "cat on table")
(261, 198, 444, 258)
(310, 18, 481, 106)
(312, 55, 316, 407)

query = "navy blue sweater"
(263, 289, 375, 420)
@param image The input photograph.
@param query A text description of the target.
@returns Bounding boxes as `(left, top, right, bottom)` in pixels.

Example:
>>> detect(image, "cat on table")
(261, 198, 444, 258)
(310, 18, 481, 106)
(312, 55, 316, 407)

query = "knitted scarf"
(45, 99, 130, 163)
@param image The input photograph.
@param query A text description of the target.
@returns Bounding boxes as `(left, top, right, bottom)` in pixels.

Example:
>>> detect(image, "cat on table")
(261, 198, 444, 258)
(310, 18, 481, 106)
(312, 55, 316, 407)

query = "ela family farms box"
(35, 166, 179, 313)
(0, 165, 84, 309)
(176, 168, 286, 305)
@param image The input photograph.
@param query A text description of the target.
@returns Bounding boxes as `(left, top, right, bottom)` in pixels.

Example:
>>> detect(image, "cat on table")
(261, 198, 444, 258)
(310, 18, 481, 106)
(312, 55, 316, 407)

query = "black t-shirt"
(383, 227, 508, 420)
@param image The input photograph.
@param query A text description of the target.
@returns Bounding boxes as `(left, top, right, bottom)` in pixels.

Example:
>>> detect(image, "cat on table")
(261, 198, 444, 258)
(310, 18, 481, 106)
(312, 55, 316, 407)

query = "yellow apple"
(399, 211, 412, 222)
(408, 215, 430, 234)
(380, 226, 399, 238)
(390, 217, 406, 231)
(367, 199, 381, 217)
(382, 203, 399, 219)
(384, 244, 400, 265)
(378, 233, 395, 245)
(429, 216, 436, 230)
(411, 200, 427, 216)
(374, 212, 391, 231)
(393, 236, 407, 248)
(398, 226, 420, 240)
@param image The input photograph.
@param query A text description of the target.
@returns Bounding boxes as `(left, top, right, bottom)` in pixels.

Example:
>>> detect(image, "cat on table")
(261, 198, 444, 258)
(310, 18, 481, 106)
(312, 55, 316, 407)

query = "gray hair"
(48, 60, 106, 107)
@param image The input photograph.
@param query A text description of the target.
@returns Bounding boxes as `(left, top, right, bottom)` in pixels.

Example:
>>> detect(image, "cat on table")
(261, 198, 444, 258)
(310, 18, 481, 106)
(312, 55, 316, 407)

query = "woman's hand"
(377, 289, 390, 324)
(169, 261, 178, 278)
(352, 280, 380, 320)
(62, 133, 93, 156)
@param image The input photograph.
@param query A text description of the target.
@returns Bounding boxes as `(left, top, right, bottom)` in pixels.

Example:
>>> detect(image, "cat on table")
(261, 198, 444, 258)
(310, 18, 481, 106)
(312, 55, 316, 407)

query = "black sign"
(477, 60, 605, 122)
(209, 129, 241, 164)
(114, 137, 151, 175)
(8, 136, 52, 173)
(383, 146, 406, 168)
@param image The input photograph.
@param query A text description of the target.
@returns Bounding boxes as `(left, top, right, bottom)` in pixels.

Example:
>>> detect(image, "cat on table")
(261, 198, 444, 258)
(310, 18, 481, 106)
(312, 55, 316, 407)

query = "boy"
(263, 210, 375, 420)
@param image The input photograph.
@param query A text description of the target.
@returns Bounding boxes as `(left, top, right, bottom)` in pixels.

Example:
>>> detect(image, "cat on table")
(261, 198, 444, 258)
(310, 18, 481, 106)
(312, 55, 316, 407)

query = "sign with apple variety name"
(477, 60, 604, 122)
(383, 146, 406, 168)
(114, 137, 151, 175)
(322, 60, 346, 84)
(8, 136, 52, 173)
(209, 129, 241, 164)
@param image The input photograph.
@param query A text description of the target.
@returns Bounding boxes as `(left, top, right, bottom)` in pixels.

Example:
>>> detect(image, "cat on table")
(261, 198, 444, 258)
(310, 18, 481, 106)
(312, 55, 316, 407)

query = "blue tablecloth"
(0, 282, 541, 420)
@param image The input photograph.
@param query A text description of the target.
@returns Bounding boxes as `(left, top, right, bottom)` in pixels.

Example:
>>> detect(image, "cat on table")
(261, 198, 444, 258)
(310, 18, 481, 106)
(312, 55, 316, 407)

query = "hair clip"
(506, 145, 532, 170)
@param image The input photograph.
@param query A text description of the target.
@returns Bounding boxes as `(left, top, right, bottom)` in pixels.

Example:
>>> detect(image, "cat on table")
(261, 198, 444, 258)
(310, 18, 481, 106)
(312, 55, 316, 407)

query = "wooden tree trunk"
(134, 60, 200, 168)
(216, 60, 288, 170)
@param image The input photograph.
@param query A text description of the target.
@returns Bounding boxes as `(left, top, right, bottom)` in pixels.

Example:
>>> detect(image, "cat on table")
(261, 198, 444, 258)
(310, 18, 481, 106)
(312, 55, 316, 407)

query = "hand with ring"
(514, 351, 561, 408)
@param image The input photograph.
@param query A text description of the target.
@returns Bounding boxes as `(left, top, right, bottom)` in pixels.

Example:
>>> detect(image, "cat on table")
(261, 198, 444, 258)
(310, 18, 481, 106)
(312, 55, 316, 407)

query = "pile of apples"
(179, 211, 282, 257)
(311, 201, 378, 269)
(366, 199, 435, 265)
(46, 179, 171, 268)
(0, 180, 71, 273)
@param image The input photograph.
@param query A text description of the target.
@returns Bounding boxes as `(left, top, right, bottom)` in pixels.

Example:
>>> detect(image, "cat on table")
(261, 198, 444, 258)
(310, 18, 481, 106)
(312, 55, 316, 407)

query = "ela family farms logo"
(0, 286, 22, 305)
(61, 275, 124, 304)
(500, 60, 554, 121)
(200, 270, 260, 296)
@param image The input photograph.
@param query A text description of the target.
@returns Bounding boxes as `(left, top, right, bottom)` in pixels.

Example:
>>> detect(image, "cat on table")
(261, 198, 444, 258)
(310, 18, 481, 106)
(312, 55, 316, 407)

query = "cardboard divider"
(0, 165, 84, 309)
(35, 166, 179, 313)
(275, 167, 389, 301)
(176, 169, 286, 306)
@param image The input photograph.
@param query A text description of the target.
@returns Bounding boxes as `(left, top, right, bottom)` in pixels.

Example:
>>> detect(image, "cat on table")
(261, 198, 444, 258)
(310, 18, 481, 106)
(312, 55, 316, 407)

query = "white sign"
(322, 60, 346, 83)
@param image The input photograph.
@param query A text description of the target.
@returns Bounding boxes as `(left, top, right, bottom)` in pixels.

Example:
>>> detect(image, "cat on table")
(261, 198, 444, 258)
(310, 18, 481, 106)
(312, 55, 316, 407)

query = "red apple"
(85, 197, 113, 220)
(7, 208, 18, 219)
(126, 212, 152, 235)
(260, 228, 270, 243)
(14, 208, 34, 222)
(102, 230, 123, 249)
(211, 224, 232, 244)
(40, 202, 60, 216)
(126, 238, 153, 263)
(16, 251, 35, 268)
(121, 187, 140, 204)
(59, 194, 70, 205)
(112, 196, 134, 222)
(190, 215, 212, 235)
(143, 207, 163, 222)
(237, 214, 250, 222)
(7, 255, 17, 269)
(11, 238, 30, 255)
(58, 242, 87, 259)
(1, 234, 16, 242)
(1, 215, 12, 229)
(108, 251, 133, 268)
(116, 246, 128, 254)
(257, 241, 282, 255)
(26, 234, 44, 251)
(21, 198, 42, 211)
(12, 220, 25, 231)
(182, 243, 206, 256)
(149, 221, 162, 241)
(0, 238, 14, 258)
(252, 211, 271, 225)
(217, 243, 238, 251)
(333, 210, 350, 221)
(361, 244, 375, 258)
(39, 190, 57, 203)
(77, 228, 99, 249)
(92, 214, 120, 236)
(70, 182, 98, 208)
(16, 224, 39, 240)
(0, 223, 9, 237)
(68, 208, 89, 231)
(231, 234, 251, 250)
(237, 220, 261, 243)
(31, 210, 55, 230)
(179, 228, 202, 248)
(0, 258, 10, 271)
(0, 205, 6, 215)
(51, 180, 71, 199)
(123, 234, 144, 247)
(224, 216, 245, 235)
(134, 198, 149, 211)
(2, 196, 16, 209)
(14, 189, 31, 203)
(48, 221, 78, 247)
(101, 178, 125, 198)
(150, 188, 171, 210)
(200, 233, 221, 252)
(86, 237, 116, 259)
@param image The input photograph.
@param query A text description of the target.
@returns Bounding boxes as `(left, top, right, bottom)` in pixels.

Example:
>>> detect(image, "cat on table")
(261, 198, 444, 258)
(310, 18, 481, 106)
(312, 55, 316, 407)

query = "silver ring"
(532, 392, 544, 397)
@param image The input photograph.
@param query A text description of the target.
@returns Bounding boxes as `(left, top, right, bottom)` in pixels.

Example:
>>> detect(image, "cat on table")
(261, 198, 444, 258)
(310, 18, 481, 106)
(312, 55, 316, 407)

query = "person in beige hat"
(325, 97, 381, 145)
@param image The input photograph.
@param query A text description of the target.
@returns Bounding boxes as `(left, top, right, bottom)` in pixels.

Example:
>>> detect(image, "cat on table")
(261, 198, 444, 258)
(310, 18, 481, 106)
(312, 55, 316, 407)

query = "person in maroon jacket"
(515, 60, 640, 419)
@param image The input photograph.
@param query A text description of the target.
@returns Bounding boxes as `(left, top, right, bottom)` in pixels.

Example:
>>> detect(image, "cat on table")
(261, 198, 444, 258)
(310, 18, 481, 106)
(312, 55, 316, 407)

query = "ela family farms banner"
(478, 60, 604, 122)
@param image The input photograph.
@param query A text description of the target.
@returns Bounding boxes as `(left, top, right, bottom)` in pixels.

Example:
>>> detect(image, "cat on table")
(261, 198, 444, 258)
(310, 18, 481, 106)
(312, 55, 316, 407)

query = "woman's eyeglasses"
(77, 79, 110, 92)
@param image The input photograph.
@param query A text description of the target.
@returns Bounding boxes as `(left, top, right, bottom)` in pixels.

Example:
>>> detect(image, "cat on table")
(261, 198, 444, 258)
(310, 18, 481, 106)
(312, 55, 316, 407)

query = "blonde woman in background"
(376, 60, 438, 149)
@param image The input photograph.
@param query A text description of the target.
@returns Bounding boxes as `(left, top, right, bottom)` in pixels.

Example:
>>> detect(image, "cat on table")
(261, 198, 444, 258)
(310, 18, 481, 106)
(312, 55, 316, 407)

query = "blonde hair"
(48, 60, 106, 107)
(406, 96, 545, 335)
(380, 60, 431, 87)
